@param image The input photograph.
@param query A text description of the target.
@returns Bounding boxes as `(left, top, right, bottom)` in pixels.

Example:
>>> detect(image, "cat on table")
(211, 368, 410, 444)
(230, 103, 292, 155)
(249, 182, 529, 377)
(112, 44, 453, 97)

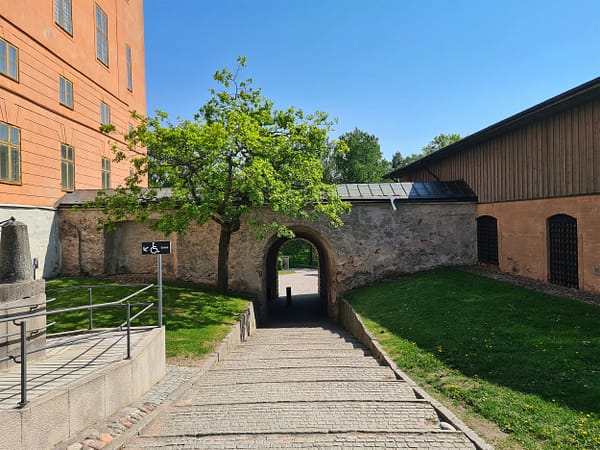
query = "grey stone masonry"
(125, 323, 477, 449)
(0, 220, 33, 282)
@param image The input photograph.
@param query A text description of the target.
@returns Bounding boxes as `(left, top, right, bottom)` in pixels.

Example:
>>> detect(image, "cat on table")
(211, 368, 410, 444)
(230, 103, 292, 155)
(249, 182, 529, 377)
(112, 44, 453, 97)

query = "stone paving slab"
(124, 323, 478, 449)
(128, 431, 476, 449)
(229, 348, 372, 360)
(197, 366, 398, 385)
(215, 355, 383, 370)
(143, 401, 441, 436)
(178, 380, 417, 405)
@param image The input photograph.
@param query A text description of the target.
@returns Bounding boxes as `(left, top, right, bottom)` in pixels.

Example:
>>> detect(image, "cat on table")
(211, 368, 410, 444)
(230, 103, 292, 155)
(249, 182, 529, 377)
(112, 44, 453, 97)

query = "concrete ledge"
(0, 326, 165, 450)
(339, 298, 493, 450)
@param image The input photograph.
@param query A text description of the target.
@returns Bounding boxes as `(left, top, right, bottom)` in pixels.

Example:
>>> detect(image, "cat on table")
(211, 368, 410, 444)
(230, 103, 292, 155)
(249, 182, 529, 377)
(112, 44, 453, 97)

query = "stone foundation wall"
(58, 202, 477, 313)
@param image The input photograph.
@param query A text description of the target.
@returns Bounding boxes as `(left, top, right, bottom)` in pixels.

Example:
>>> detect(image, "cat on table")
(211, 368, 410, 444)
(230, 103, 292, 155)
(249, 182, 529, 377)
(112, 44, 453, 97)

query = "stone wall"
(58, 201, 477, 321)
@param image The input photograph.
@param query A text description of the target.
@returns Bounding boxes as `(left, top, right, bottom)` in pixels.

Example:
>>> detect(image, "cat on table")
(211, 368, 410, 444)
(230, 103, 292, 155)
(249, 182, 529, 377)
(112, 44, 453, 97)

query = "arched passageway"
(263, 226, 336, 324)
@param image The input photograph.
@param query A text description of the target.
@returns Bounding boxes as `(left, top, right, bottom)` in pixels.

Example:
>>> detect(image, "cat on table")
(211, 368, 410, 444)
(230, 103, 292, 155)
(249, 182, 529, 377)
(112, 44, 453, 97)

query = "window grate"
(477, 215, 498, 265)
(548, 214, 578, 289)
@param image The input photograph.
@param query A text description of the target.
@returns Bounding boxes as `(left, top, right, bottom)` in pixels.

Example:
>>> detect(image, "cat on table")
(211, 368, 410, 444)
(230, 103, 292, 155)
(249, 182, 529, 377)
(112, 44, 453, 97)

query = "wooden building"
(0, 0, 146, 277)
(386, 77, 600, 293)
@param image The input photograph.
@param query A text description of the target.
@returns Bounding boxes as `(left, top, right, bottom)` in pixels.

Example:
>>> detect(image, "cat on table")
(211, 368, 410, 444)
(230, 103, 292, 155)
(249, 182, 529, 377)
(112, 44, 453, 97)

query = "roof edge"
(386, 76, 600, 179)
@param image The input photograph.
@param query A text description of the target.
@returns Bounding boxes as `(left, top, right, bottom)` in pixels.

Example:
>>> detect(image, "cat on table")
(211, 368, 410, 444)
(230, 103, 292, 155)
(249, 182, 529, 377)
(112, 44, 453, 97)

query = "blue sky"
(143, 0, 600, 160)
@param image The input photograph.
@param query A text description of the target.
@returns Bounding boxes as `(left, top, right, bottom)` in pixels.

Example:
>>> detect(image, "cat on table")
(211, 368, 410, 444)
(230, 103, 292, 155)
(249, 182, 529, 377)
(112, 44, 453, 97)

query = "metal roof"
(57, 182, 475, 207)
(336, 181, 476, 203)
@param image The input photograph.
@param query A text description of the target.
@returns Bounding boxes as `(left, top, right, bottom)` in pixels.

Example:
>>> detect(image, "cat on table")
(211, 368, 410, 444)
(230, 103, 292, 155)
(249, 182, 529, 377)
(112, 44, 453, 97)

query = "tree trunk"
(216, 220, 240, 294)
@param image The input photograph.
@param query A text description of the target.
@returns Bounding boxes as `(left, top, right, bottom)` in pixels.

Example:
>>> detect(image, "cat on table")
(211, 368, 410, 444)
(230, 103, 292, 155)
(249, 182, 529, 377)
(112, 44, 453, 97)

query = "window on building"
(0, 122, 20, 184)
(548, 214, 578, 289)
(55, 0, 73, 34)
(476, 215, 499, 265)
(0, 37, 19, 81)
(101, 157, 111, 189)
(100, 101, 111, 126)
(126, 44, 133, 91)
(61, 144, 74, 191)
(59, 76, 73, 108)
(95, 4, 109, 66)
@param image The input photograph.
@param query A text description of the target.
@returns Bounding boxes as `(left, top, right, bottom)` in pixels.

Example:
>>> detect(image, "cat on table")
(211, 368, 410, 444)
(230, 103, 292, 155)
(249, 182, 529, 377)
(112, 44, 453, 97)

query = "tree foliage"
(91, 57, 350, 293)
(391, 133, 461, 169)
(324, 128, 390, 183)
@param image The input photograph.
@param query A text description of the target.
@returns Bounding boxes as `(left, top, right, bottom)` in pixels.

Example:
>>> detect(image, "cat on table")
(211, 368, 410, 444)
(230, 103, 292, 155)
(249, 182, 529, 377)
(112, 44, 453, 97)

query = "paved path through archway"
(125, 323, 477, 449)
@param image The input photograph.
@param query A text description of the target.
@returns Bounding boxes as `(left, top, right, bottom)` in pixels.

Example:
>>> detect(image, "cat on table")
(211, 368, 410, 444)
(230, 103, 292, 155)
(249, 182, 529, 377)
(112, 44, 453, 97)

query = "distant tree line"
(323, 130, 461, 183)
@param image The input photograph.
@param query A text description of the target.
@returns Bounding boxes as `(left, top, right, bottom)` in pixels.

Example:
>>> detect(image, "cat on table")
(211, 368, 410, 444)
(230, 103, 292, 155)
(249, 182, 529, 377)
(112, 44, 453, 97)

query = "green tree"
(331, 128, 389, 183)
(421, 133, 461, 155)
(391, 133, 461, 169)
(92, 57, 350, 294)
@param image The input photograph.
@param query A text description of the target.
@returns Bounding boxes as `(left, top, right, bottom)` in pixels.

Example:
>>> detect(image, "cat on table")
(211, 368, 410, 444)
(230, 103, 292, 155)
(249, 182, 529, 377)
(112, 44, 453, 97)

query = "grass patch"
(45, 278, 249, 359)
(346, 268, 600, 449)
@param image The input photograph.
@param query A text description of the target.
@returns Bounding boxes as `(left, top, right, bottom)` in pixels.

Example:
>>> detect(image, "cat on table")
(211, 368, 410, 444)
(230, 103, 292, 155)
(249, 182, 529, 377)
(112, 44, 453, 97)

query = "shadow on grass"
(347, 269, 600, 414)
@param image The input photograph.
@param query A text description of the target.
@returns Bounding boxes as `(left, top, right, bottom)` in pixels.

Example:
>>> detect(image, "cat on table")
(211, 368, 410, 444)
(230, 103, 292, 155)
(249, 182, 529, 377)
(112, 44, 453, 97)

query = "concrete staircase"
(126, 323, 477, 449)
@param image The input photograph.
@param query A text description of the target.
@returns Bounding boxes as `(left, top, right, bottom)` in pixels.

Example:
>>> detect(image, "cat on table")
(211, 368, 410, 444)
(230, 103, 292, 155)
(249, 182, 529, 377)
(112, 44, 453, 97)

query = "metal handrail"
(0, 284, 155, 324)
(1, 283, 158, 408)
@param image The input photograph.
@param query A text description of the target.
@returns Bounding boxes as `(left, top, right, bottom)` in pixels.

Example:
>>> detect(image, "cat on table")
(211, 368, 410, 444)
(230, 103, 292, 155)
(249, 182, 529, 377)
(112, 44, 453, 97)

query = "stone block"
(21, 390, 69, 450)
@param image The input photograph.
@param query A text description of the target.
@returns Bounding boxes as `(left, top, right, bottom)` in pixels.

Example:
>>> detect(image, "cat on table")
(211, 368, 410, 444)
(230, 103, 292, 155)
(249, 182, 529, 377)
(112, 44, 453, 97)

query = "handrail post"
(88, 287, 93, 330)
(157, 254, 163, 328)
(17, 321, 28, 408)
(126, 303, 131, 360)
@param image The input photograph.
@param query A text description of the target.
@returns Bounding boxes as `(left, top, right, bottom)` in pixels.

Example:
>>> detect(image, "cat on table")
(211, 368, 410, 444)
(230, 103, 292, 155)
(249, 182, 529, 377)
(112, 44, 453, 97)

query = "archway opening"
(263, 228, 334, 325)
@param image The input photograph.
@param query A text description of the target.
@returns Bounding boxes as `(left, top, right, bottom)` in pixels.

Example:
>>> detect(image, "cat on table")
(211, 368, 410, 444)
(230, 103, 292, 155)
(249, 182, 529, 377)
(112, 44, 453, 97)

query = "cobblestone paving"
(125, 323, 477, 449)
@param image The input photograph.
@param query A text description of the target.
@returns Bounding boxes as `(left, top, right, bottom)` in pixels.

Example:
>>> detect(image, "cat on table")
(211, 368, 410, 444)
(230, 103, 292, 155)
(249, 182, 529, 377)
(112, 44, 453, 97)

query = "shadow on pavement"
(266, 293, 328, 327)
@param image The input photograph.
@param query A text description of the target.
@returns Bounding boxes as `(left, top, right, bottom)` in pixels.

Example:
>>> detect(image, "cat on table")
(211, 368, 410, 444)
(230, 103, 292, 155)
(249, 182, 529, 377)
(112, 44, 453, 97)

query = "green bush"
(280, 239, 317, 268)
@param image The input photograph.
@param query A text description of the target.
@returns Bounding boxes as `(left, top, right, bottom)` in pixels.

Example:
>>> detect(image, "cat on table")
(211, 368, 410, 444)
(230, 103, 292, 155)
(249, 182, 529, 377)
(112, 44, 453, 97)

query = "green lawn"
(346, 268, 600, 450)
(45, 278, 249, 359)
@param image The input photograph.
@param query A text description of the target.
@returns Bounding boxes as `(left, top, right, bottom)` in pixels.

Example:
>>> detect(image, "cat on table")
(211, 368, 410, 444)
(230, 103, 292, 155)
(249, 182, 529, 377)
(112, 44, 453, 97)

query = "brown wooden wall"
(405, 98, 600, 203)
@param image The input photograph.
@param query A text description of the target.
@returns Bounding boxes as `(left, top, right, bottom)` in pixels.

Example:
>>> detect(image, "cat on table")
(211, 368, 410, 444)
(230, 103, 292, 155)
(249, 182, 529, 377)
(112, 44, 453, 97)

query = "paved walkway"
(125, 323, 477, 449)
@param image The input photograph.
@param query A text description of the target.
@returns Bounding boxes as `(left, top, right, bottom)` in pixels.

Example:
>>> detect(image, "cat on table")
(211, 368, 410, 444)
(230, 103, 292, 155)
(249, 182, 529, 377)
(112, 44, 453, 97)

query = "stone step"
(198, 366, 397, 385)
(178, 380, 417, 405)
(127, 431, 476, 449)
(215, 355, 383, 370)
(142, 401, 444, 437)
(228, 347, 373, 360)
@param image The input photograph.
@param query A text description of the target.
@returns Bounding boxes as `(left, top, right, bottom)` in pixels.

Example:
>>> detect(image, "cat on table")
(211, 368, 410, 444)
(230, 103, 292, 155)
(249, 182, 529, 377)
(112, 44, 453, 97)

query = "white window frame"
(100, 101, 111, 126)
(0, 37, 19, 81)
(61, 143, 75, 191)
(59, 76, 74, 109)
(0, 122, 21, 184)
(55, 0, 73, 35)
(95, 4, 109, 66)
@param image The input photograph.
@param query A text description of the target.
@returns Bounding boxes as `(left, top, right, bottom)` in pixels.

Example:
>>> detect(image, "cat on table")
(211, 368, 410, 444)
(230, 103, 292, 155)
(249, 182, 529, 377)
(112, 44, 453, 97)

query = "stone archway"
(263, 226, 337, 323)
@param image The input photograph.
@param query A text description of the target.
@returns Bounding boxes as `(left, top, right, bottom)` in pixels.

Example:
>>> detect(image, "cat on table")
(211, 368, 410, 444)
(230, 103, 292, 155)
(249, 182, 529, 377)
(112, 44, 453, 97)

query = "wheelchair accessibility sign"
(141, 241, 171, 255)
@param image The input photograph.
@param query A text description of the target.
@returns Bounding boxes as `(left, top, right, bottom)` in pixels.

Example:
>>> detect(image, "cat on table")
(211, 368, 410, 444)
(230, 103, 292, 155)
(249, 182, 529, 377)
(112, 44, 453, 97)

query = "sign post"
(141, 241, 171, 328)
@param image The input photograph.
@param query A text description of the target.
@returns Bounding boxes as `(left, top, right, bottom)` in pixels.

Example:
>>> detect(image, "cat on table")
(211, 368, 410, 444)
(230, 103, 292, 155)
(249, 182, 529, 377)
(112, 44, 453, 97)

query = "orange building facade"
(0, 0, 146, 277)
